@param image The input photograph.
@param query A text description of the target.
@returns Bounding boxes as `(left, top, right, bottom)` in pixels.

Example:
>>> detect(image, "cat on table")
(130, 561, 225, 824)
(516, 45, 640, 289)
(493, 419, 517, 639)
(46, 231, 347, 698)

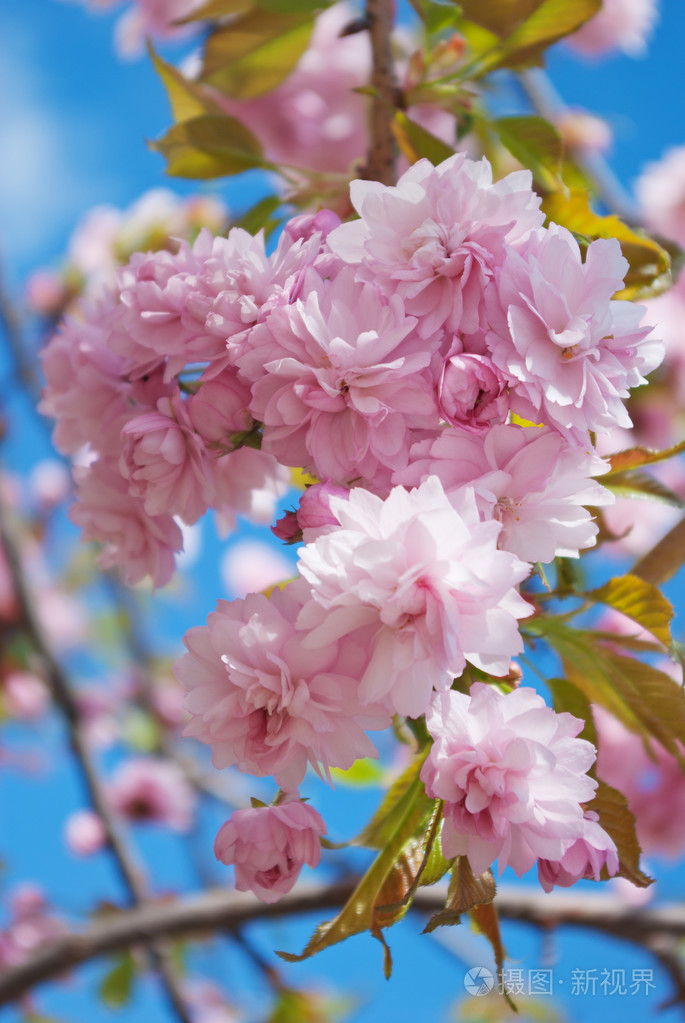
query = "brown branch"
(3, 882, 685, 1008)
(365, 0, 399, 186)
(0, 498, 193, 1023)
(517, 68, 638, 222)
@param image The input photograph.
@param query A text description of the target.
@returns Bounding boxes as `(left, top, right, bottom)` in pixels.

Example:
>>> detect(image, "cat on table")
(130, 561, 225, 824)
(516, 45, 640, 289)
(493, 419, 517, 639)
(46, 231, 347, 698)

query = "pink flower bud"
(214, 798, 326, 903)
(437, 352, 509, 432)
(272, 509, 302, 543)
(284, 210, 342, 243)
(297, 481, 350, 539)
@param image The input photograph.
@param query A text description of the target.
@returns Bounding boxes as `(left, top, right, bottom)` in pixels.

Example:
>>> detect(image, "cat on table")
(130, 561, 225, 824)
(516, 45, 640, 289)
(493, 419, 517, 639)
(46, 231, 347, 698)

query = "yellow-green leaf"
(496, 0, 601, 67)
(176, 0, 253, 23)
(632, 516, 685, 587)
(492, 114, 562, 190)
(535, 620, 685, 760)
(589, 781, 652, 888)
(148, 44, 221, 123)
(151, 114, 265, 179)
(603, 468, 683, 507)
(201, 12, 314, 98)
(458, 0, 543, 38)
(607, 438, 685, 474)
(547, 676, 597, 746)
(277, 761, 432, 963)
(541, 189, 671, 299)
(392, 111, 456, 166)
(586, 574, 674, 648)
(330, 757, 385, 787)
(352, 751, 432, 850)
(99, 951, 136, 1009)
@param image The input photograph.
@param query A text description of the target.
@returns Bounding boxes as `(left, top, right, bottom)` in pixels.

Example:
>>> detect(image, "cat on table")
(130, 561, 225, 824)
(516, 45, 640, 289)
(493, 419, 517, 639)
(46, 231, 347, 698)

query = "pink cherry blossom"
(239, 266, 439, 486)
(296, 477, 532, 718)
(594, 703, 685, 858)
(2, 671, 50, 720)
(214, 797, 326, 903)
(176, 583, 388, 791)
(119, 390, 214, 524)
(220, 540, 295, 598)
(636, 145, 685, 248)
(64, 809, 107, 856)
(566, 0, 658, 57)
(214, 4, 370, 176)
(211, 446, 292, 532)
(107, 756, 196, 831)
(485, 224, 662, 439)
(437, 351, 509, 432)
(422, 684, 599, 876)
(297, 480, 350, 542)
(396, 424, 612, 564)
(188, 372, 253, 450)
(69, 459, 183, 588)
(113, 0, 204, 59)
(327, 153, 544, 339)
(537, 812, 619, 891)
(39, 292, 132, 457)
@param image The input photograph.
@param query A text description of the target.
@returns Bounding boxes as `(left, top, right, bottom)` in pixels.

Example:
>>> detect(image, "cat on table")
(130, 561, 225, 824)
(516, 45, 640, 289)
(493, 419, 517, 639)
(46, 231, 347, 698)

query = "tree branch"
(365, 0, 399, 186)
(2, 882, 685, 1008)
(0, 498, 194, 1023)
(517, 67, 637, 222)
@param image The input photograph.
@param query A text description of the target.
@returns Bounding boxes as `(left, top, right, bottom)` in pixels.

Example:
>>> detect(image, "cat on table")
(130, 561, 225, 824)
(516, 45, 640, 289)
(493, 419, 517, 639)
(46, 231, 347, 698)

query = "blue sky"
(1, 1, 684, 1022)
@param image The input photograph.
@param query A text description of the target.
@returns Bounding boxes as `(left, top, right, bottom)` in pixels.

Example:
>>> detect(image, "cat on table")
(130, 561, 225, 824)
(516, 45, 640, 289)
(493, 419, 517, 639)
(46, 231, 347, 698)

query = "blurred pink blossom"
(107, 756, 196, 831)
(566, 0, 658, 57)
(636, 145, 685, 248)
(64, 809, 107, 856)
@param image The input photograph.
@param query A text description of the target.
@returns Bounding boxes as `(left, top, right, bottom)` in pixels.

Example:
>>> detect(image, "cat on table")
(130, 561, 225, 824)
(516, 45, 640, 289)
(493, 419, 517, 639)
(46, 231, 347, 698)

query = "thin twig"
(365, 0, 399, 186)
(517, 67, 638, 222)
(2, 882, 685, 1007)
(0, 497, 194, 1023)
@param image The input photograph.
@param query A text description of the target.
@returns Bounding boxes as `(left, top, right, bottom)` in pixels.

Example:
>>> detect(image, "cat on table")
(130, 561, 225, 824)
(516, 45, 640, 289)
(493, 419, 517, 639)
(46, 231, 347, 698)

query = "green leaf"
(176, 0, 253, 23)
(541, 189, 671, 299)
(423, 858, 495, 933)
(200, 12, 314, 98)
(99, 951, 136, 1009)
(632, 516, 685, 586)
(151, 114, 265, 179)
(420, 0, 462, 35)
(330, 757, 386, 787)
(533, 619, 685, 762)
(590, 781, 652, 888)
(148, 43, 221, 123)
(352, 751, 432, 849)
(607, 438, 685, 474)
(277, 759, 432, 964)
(392, 111, 456, 166)
(234, 195, 284, 236)
(458, 0, 543, 38)
(547, 676, 597, 746)
(120, 708, 161, 752)
(603, 468, 683, 507)
(256, 0, 328, 12)
(585, 574, 674, 648)
(495, 0, 602, 67)
(492, 115, 562, 189)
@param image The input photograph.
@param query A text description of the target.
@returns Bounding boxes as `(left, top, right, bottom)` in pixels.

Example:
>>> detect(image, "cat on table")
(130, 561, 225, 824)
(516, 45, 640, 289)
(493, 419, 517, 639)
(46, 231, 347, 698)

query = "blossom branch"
(517, 67, 637, 221)
(0, 497, 194, 1023)
(365, 0, 399, 185)
(2, 882, 685, 1008)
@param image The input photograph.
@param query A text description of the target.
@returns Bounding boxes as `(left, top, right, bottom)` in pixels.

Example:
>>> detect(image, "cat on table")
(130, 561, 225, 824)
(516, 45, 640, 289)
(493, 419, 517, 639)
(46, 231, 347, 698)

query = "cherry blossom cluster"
(41, 152, 663, 902)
